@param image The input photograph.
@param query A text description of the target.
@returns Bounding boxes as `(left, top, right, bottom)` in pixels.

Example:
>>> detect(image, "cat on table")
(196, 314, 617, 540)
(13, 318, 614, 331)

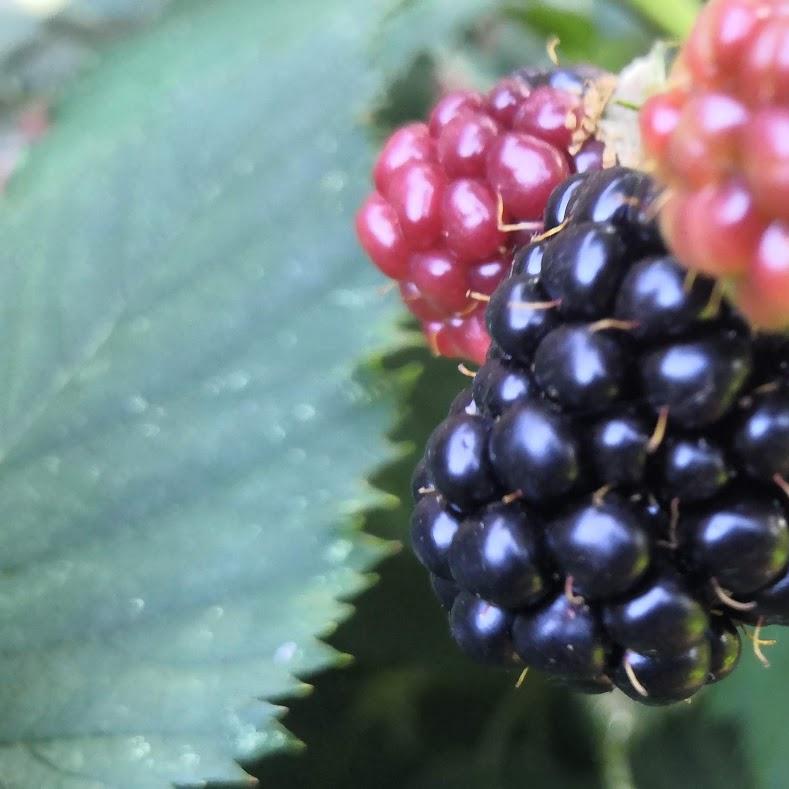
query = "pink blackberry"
(356, 66, 614, 363)
(641, 0, 789, 330)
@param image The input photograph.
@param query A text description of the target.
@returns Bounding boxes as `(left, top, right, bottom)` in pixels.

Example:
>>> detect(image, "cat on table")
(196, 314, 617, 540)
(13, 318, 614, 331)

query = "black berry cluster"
(410, 166, 789, 706)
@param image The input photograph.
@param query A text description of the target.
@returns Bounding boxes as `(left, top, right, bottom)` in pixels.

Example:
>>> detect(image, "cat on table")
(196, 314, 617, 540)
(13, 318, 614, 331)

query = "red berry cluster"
(641, 0, 789, 329)
(356, 68, 610, 363)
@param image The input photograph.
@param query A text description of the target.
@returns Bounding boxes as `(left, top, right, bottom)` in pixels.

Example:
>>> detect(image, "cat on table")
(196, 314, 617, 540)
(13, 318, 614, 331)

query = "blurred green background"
(0, 1, 787, 788)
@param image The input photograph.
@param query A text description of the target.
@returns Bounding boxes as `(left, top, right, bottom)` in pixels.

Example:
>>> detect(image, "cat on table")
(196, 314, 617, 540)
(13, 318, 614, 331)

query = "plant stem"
(587, 695, 638, 789)
(625, 0, 702, 40)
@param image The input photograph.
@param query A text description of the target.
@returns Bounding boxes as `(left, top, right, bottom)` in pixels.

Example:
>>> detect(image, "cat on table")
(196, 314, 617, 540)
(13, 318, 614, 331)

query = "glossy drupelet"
(640, 0, 789, 329)
(357, 66, 614, 364)
(410, 166, 789, 706)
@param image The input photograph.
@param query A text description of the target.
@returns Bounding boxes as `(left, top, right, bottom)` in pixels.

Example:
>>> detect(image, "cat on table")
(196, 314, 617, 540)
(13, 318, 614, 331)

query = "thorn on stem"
(496, 192, 543, 233)
(466, 290, 491, 303)
(774, 474, 789, 499)
(592, 483, 614, 507)
(682, 269, 698, 294)
(546, 36, 561, 66)
(623, 657, 649, 698)
(564, 575, 585, 605)
(588, 318, 639, 333)
(507, 298, 562, 311)
(747, 618, 775, 668)
(711, 577, 756, 612)
(646, 407, 670, 454)
(531, 219, 568, 242)
(703, 281, 725, 317)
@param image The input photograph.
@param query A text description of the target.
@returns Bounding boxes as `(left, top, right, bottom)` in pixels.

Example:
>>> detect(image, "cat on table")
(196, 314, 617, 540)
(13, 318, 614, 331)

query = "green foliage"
(503, 1, 651, 71)
(0, 1, 168, 108)
(705, 639, 789, 789)
(630, 703, 753, 789)
(624, 0, 702, 39)
(2, 0, 787, 787)
(0, 0, 485, 784)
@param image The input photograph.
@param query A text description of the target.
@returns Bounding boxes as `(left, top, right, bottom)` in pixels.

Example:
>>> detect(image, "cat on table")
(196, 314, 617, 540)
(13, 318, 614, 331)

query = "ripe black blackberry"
(410, 166, 789, 706)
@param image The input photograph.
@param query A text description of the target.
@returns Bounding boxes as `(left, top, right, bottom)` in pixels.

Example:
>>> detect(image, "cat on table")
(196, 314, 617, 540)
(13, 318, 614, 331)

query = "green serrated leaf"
(0, 0, 497, 784)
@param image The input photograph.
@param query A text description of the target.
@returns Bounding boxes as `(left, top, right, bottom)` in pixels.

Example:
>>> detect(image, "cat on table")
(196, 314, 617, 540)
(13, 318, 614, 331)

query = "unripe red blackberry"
(357, 66, 616, 363)
(641, 0, 789, 329)
(409, 166, 789, 706)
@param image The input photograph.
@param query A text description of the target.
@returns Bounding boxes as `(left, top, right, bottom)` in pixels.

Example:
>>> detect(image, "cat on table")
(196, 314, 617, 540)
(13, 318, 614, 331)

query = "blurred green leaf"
(705, 636, 789, 789)
(0, 8, 39, 63)
(511, 3, 597, 43)
(0, 0, 495, 784)
(56, 0, 170, 27)
(503, 1, 651, 71)
(372, 53, 440, 134)
(629, 702, 753, 789)
(0, 2, 166, 110)
(371, 0, 490, 76)
(624, 0, 701, 39)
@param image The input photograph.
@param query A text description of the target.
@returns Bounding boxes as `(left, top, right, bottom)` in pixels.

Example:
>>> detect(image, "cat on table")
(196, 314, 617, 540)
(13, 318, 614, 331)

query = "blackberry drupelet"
(640, 0, 789, 329)
(356, 64, 616, 363)
(410, 166, 789, 706)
